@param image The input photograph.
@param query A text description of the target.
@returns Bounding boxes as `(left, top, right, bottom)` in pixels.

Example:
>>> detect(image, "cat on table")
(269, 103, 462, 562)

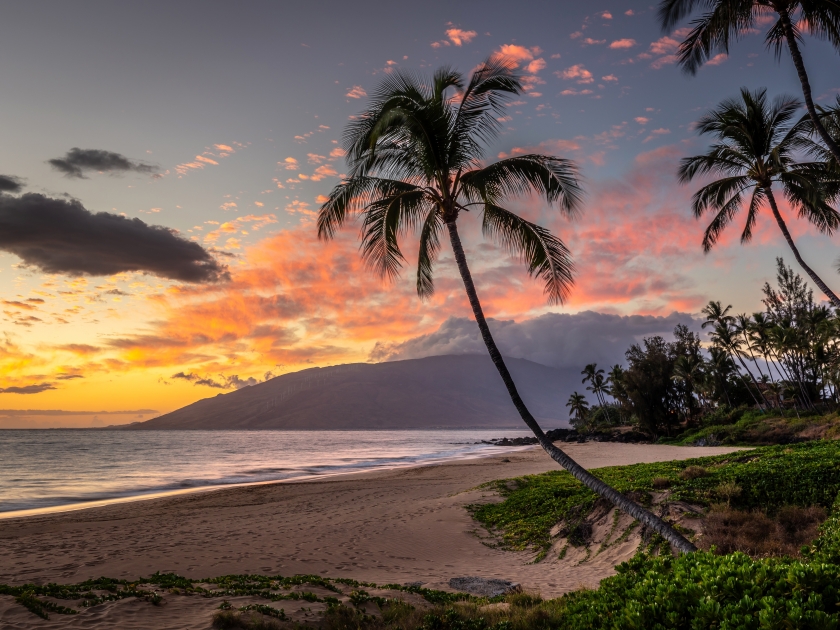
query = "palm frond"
(482, 203, 574, 304)
(317, 177, 425, 240)
(416, 208, 444, 298)
(460, 155, 583, 216)
(359, 189, 434, 279)
(740, 186, 766, 243)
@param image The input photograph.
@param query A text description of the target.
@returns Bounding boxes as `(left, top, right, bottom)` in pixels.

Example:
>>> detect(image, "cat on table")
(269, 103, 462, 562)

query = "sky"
(1, 0, 838, 427)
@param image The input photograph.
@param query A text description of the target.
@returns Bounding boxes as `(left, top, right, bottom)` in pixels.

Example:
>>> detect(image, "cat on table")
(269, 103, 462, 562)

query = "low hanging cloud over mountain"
(0, 193, 229, 282)
(370, 311, 701, 369)
(48, 148, 159, 179)
(0, 174, 23, 193)
(171, 371, 260, 389)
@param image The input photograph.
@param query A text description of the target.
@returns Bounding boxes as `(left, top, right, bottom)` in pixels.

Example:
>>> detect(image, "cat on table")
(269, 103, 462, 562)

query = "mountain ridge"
(127, 354, 578, 430)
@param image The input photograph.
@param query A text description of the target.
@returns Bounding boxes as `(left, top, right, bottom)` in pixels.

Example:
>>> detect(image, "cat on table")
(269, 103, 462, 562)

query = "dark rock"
(404, 581, 424, 588)
(448, 577, 521, 597)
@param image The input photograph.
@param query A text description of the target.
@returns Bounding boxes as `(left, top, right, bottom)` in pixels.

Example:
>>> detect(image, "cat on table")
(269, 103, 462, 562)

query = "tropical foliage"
(570, 259, 840, 438)
(658, 0, 840, 165)
(679, 88, 840, 307)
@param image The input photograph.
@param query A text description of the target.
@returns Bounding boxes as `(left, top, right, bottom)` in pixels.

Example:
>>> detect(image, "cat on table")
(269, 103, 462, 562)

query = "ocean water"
(0, 429, 533, 516)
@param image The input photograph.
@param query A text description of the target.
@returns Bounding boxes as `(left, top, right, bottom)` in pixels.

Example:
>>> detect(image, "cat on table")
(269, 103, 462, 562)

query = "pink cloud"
(492, 44, 541, 68)
(310, 164, 338, 181)
(651, 54, 678, 70)
(609, 39, 637, 49)
(525, 58, 547, 73)
(634, 116, 650, 124)
(582, 38, 606, 45)
(706, 53, 728, 66)
(601, 74, 618, 82)
(649, 36, 680, 55)
(445, 28, 476, 46)
(346, 86, 367, 99)
(558, 64, 594, 84)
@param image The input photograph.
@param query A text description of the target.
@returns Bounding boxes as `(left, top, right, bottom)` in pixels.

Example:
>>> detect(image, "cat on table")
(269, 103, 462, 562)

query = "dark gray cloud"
(0, 382, 56, 394)
(0, 193, 229, 282)
(48, 148, 159, 179)
(171, 371, 258, 389)
(370, 311, 702, 369)
(0, 174, 23, 193)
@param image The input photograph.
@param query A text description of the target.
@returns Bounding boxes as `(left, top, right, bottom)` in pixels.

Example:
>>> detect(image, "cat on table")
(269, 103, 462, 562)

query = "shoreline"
(0, 442, 535, 522)
(0, 442, 743, 600)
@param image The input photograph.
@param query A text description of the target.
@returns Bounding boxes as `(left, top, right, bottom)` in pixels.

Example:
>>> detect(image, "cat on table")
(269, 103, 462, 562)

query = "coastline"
(0, 439, 535, 521)
(0, 442, 742, 599)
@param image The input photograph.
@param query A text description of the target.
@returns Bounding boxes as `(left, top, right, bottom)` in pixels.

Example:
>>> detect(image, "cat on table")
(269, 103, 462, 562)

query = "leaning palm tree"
(317, 61, 696, 553)
(658, 0, 840, 165)
(679, 88, 840, 307)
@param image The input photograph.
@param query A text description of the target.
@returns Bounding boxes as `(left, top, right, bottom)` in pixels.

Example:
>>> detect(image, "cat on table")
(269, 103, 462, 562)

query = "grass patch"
(469, 440, 840, 555)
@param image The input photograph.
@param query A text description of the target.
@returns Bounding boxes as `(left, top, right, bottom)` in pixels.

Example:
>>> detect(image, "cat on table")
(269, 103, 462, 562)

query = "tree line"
(569, 260, 840, 437)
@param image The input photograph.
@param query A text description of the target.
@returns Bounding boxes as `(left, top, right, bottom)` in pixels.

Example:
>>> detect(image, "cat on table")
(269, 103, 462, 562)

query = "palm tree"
(701, 300, 734, 330)
(581, 363, 608, 409)
(672, 354, 705, 416)
(658, 0, 840, 165)
(566, 392, 591, 432)
(316, 61, 696, 553)
(679, 88, 840, 307)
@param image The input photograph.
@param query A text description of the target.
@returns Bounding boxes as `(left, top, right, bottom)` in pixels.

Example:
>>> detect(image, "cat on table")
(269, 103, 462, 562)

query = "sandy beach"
(0, 443, 741, 627)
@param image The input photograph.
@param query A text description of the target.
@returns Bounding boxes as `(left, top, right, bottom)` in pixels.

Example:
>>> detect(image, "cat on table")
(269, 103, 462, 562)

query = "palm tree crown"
(317, 60, 582, 303)
(658, 0, 840, 164)
(679, 88, 840, 306)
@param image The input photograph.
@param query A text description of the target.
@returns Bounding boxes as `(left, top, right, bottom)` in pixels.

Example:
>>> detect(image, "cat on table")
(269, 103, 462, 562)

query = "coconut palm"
(658, 0, 840, 165)
(679, 88, 840, 307)
(317, 61, 696, 553)
(581, 363, 608, 409)
(566, 392, 591, 431)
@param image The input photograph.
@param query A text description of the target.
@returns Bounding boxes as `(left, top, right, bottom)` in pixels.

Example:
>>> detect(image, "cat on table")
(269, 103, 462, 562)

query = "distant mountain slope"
(129, 354, 579, 430)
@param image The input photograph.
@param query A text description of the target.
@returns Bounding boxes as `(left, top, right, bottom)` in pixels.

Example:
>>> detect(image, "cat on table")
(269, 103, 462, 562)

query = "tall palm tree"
(566, 392, 591, 431)
(658, 0, 840, 165)
(679, 88, 840, 307)
(317, 61, 696, 553)
(581, 363, 608, 409)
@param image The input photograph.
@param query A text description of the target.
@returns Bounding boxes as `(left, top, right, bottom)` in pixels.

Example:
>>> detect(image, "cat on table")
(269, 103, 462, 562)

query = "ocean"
(0, 429, 533, 516)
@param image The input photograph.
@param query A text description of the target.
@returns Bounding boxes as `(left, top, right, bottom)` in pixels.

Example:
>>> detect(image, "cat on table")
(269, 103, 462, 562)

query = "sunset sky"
(1, 0, 838, 427)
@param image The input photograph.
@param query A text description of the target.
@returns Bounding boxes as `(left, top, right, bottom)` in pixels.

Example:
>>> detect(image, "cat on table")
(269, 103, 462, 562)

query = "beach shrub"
(471, 441, 840, 555)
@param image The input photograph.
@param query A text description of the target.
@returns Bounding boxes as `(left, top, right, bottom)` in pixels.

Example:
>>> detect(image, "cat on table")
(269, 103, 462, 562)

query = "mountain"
(128, 354, 580, 430)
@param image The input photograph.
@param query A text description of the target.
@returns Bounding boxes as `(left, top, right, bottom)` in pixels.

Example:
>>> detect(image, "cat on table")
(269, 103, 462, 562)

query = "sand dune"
(0, 443, 742, 628)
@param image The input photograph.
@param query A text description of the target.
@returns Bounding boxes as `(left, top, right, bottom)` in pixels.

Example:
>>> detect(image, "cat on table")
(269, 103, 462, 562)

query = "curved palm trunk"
(445, 220, 697, 554)
(779, 11, 840, 166)
(766, 188, 840, 308)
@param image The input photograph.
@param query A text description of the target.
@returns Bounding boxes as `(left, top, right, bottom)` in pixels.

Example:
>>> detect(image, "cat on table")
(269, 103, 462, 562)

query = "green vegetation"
(571, 261, 840, 442)
(0, 571, 471, 621)
(471, 441, 840, 555)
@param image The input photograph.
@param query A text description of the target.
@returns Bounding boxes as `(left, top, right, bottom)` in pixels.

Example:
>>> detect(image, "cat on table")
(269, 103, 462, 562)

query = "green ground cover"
(471, 441, 840, 556)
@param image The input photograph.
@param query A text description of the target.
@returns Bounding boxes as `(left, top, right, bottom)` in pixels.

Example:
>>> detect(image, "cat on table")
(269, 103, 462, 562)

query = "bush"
(678, 465, 708, 480)
(699, 504, 826, 557)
